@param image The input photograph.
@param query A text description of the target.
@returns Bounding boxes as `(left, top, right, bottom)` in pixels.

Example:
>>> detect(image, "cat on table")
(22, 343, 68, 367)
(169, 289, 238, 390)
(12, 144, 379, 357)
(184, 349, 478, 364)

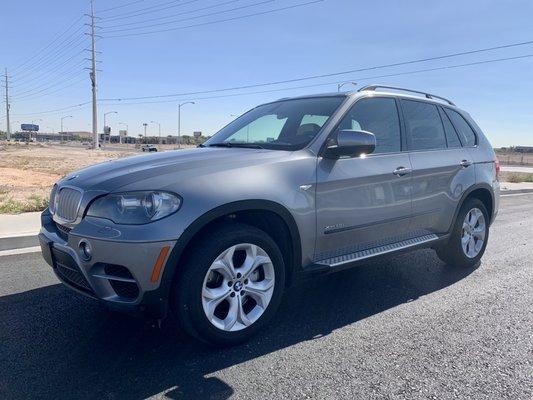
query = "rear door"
(401, 99, 475, 235)
(315, 96, 413, 262)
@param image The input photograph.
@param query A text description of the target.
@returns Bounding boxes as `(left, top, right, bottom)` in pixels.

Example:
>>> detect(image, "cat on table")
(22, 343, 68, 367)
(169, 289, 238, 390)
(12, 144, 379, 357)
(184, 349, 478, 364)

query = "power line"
(98, 40, 533, 101)
(12, 72, 87, 100)
(97, 0, 146, 13)
(100, 0, 244, 28)
(101, 0, 276, 33)
(10, 15, 85, 74)
(99, 53, 533, 105)
(11, 78, 87, 103)
(103, 0, 324, 37)
(10, 33, 533, 119)
(11, 25, 86, 82)
(9, 51, 531, 120)
(11, 59, 87, 94)
(101, 0, 200, 22)
(10, 101, 92, 117)
(11, 34, 88, 83)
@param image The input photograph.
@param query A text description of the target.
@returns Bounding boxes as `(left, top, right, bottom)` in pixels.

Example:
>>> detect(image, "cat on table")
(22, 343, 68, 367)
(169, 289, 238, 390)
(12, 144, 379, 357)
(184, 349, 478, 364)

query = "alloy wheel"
(201, 243, 275, 331)
(461, 207, 486, 258)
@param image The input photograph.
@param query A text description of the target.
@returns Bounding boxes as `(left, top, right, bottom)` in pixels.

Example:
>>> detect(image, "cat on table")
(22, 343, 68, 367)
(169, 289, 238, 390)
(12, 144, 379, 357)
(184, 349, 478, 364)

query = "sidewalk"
(0, 211, 42, 239)
(499, 181, 533, 192)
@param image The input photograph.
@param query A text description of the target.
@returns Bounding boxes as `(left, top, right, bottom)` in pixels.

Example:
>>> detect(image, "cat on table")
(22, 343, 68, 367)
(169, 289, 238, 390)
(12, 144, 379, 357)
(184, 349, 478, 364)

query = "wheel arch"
(452, 183, 495, 230)
(158, 200, 302, 303)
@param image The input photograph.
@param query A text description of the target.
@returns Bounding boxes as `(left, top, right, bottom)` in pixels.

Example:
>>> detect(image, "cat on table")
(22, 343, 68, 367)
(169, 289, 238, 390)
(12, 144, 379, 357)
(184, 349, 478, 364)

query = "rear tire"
(436, 198, 489, 268)
(171, 223, 285, 346)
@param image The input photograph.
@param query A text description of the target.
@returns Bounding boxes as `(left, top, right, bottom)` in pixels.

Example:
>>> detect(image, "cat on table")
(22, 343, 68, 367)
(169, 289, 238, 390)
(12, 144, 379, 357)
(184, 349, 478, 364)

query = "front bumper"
(39, 209, 177, 318)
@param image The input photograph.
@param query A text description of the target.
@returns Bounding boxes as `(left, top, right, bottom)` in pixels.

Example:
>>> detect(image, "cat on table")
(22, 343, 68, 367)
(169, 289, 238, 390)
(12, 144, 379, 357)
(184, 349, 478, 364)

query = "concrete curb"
(500, 189, 533, 195)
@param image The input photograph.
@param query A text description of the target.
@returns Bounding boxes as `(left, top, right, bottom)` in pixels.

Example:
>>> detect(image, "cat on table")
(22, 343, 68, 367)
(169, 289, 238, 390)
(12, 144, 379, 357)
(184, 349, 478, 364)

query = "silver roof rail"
(358, 85, 456, 106)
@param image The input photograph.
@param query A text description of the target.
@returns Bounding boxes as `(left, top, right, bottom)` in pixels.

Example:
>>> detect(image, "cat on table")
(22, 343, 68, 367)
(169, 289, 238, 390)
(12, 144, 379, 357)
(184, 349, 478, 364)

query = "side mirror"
(324, 129, 376, 159)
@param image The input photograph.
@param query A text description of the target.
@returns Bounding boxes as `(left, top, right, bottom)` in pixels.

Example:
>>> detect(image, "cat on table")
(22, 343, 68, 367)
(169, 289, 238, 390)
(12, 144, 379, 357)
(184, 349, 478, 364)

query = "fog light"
(79, 240, 93, 261)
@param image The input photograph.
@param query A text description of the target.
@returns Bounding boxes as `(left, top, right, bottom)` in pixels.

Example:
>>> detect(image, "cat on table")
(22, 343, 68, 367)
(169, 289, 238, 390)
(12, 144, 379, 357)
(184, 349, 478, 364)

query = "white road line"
(0, 246, 42, 257)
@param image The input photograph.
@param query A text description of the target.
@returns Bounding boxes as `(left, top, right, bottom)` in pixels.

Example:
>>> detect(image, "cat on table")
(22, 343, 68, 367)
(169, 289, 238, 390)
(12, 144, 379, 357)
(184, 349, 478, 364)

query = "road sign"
(193, 131, 202, 138)
(21, 124, 39, 132)
(119, 130, 127, 137)
(104, 126, 111, 134)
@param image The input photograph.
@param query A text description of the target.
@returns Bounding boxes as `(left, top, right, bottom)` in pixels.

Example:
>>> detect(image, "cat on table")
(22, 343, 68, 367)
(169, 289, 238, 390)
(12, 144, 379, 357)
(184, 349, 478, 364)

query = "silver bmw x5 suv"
(39, 85, 500, 345)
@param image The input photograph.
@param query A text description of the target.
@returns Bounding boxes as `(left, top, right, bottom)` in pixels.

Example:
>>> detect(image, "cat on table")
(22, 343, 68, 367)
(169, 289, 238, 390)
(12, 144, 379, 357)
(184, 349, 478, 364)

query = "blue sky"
(1, 0, 532, 146)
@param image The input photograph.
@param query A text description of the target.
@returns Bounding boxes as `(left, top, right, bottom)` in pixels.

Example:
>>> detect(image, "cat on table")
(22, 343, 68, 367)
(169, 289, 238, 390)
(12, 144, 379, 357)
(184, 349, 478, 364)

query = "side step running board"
(315, 234, 439, 268)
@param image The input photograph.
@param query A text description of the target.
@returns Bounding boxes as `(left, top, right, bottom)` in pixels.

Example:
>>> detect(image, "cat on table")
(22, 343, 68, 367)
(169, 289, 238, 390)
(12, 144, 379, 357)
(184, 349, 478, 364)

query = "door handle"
(460, 159, 472, 168)
(393, 166, 412, 176)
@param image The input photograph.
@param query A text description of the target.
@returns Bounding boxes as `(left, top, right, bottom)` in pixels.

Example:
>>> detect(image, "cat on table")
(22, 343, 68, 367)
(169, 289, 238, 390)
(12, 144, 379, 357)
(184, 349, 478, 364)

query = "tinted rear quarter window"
(338, 97, 401, 153)
(402, 100, 446, 151)
(439, 108, 462, 148)
(444, 108, 477, 147)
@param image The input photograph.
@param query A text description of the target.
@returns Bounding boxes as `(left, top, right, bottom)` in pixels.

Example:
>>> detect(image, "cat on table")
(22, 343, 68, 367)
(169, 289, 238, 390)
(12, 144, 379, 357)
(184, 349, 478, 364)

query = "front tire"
(436, 197, 489, 268)
(172, 223, 285, 346)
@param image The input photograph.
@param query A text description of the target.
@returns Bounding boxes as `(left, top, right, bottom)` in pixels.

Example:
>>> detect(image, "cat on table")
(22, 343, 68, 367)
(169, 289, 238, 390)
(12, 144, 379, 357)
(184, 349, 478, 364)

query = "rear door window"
(444, 108, 477, 147)
(402, 100, 446, 151)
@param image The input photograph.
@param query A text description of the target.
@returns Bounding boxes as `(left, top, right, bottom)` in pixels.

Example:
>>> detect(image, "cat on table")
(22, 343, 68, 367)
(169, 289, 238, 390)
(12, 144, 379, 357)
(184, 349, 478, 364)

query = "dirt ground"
(0, 143, 137, 213)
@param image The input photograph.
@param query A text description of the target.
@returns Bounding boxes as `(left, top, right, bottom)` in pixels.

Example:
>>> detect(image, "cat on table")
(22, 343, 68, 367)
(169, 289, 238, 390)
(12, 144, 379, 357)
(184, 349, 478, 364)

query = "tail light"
(495, 158, 501, 179)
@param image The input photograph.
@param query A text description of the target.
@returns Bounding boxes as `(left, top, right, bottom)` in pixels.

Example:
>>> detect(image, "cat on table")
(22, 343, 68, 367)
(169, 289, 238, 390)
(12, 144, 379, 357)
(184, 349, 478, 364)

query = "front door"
(315, 97, 413, 262)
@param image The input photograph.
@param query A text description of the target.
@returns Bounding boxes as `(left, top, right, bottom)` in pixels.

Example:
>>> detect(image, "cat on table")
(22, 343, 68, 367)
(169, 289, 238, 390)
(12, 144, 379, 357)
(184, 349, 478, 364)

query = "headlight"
(87, 191, 181, 224)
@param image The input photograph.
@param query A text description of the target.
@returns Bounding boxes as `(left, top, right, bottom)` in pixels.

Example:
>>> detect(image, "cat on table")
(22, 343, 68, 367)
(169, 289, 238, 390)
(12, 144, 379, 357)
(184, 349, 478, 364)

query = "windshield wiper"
(208, 142, 264, 149)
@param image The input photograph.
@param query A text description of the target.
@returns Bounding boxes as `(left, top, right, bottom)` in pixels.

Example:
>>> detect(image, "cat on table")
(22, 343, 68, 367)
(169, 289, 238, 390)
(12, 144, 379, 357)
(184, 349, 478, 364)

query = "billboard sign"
(193, 131, 202, 138)
(21, 124, 39, 132)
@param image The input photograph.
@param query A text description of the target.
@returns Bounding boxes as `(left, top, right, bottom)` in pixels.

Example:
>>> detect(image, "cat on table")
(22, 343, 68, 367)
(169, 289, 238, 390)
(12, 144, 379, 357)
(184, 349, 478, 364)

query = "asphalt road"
(0, 194, 532, 399)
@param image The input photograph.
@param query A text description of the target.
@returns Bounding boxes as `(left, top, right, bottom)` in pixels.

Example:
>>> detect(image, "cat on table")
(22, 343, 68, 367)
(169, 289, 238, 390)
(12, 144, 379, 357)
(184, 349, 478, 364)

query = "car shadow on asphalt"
(0, 249, 479, 400)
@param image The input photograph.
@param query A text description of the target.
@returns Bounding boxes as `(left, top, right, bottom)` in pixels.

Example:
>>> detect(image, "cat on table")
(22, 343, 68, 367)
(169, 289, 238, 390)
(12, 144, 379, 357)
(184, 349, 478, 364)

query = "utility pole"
(89, 0, 99, 149)
(4, 68, 11, 141)
(178, 101, 195, 149)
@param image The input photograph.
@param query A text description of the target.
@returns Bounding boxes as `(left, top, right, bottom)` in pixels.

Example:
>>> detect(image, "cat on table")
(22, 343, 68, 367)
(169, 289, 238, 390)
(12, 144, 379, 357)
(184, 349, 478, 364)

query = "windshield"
(205, 97, 345, 150)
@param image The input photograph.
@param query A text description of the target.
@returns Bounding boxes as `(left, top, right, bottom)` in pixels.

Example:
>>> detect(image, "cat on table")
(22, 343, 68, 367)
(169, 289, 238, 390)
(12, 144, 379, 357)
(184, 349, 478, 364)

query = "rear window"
(402, 100, 446, 151)
(444, 108, 477, 147)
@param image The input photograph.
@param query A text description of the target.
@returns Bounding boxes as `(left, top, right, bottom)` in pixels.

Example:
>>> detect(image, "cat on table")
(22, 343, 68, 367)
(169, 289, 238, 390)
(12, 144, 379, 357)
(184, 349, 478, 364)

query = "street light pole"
(142, 123, 148, 144)
(150, 120, 162, 145)
(60, 115, 73, 143)
(178, 101, 195, 149)
(103, 111, 118, 146)
(118, 122, 128, 144)
(337, 81, 357, 92)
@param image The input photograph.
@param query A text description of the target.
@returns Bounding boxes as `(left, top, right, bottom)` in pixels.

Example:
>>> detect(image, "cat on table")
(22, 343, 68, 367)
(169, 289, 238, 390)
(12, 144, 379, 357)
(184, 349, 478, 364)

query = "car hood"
(58, 147, 292, 193)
